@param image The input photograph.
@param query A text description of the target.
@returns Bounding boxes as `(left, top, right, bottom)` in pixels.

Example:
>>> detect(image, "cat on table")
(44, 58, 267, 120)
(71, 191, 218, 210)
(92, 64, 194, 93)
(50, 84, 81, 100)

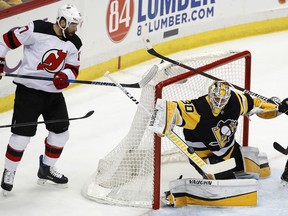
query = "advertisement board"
(0, 0, 287, 112)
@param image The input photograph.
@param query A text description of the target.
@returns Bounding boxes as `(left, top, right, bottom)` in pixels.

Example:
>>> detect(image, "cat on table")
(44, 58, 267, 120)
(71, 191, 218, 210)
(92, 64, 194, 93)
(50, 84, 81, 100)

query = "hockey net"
(82, 50, 251, 209)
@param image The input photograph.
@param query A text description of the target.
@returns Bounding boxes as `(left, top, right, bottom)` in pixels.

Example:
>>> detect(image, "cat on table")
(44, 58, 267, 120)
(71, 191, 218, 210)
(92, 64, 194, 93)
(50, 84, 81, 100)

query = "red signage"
(106, 0, 134, 43)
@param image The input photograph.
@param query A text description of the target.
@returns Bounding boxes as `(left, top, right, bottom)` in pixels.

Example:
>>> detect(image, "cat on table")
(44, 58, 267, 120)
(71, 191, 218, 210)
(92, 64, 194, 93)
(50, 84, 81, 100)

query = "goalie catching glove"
(251, 97, 288, 119)
(148, 99, 182, 136)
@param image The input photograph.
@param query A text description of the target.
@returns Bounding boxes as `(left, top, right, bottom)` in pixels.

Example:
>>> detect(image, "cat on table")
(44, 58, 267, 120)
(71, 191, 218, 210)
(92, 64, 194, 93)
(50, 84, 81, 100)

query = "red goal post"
(82, 50, 251, 210)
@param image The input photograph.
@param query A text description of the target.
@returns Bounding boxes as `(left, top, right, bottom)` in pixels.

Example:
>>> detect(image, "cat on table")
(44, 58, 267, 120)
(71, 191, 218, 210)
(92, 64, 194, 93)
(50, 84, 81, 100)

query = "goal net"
(82, 50, 251, 209)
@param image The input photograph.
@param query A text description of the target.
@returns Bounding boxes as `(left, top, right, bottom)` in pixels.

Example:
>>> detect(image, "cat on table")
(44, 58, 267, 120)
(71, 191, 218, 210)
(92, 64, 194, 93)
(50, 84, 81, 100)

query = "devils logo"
(37, 49, 67, 73)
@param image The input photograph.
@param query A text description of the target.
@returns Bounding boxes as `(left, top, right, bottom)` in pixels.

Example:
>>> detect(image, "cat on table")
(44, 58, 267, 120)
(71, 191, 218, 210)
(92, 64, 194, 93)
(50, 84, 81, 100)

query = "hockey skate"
(1, 169, 15, 196)
(37, 155, 68, 188)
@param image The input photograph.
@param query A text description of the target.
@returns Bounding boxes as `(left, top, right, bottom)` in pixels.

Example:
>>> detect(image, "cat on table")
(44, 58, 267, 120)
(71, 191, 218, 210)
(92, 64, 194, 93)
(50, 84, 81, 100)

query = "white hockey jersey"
(0, 20, 82, 92)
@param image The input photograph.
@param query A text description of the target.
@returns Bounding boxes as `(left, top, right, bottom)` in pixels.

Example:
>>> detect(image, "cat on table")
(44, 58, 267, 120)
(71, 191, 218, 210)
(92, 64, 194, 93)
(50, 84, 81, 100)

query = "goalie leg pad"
(164, 178, 258, 207)
(240, 147, 270, 178)
(258, 152, 270, 178)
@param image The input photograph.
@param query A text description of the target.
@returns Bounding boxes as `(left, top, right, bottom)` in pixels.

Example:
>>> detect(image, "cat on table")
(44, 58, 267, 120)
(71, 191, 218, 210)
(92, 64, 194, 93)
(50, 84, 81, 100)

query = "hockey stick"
(104, 72, 236, 175)
(143, 38, 276, 104)
(2, 65, 158, 89)
(273, 142, 288, 155)
(0, 110, 94, 128)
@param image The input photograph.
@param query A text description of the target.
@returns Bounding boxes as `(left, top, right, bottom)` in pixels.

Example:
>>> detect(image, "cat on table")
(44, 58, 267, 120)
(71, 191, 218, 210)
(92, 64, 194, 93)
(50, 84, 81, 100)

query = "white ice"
(1, 30, 288, 216)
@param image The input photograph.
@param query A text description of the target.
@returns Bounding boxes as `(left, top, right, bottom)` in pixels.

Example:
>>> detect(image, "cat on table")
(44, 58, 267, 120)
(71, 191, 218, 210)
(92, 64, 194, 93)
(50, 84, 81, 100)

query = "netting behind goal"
(82, 50, 251, 209)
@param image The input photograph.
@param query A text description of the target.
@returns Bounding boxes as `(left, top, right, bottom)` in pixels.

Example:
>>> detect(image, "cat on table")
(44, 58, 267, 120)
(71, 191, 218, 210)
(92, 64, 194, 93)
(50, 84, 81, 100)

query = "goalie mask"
(208, 81, 231, 116)
(56, 4, 83, 38)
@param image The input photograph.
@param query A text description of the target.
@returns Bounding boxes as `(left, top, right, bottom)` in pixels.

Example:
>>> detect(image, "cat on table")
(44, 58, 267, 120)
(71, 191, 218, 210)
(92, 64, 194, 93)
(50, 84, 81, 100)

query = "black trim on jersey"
(33, 20, 56, 36)
(33, 20, 82, 51)
(68, 34, 82, 51)
(65, 65, 79, 76)
(6, 31, 18, 49)
(244, 93, 254, 113)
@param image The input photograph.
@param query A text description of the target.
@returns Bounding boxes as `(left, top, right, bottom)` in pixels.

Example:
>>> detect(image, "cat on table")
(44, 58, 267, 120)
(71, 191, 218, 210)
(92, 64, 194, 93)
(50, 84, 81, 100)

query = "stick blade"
(203, 158, 236, 174)
(85, 110, 95, 118)
(138, 65, 158, 88)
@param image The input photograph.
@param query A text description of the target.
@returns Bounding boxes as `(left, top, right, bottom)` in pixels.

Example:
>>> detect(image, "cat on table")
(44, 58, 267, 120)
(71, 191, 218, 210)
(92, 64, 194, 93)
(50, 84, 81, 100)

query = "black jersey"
(175, 91, 254, 157)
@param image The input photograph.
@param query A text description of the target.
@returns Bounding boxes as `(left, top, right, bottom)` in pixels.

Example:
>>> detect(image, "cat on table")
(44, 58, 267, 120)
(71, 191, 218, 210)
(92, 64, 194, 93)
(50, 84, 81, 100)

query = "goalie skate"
(37, 155, 68, 189)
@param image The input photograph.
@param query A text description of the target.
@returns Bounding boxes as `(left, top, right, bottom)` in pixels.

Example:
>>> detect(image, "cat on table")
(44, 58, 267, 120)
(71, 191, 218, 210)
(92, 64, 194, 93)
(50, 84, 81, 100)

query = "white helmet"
(56, 4, 82, 36)
(208, 81, 231, 116)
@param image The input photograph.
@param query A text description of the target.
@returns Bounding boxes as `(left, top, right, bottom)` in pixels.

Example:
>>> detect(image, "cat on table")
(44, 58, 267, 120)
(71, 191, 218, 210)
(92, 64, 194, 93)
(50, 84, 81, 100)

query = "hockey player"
(149, 81, 288, 179)
(0, 4, 82, 195)
(149, 81, 288, 206)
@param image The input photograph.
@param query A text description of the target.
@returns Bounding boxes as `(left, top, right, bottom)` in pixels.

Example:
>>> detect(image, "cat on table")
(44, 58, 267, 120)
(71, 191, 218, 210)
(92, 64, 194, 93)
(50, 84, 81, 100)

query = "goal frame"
(152, 50, 252, 209)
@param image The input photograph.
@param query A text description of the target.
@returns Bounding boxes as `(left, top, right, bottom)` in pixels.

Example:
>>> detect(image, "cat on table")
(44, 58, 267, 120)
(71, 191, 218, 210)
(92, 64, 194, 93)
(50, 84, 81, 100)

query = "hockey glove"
(148, 99, 181, 136)
(252, 98, 278, 119)
(0, 57, 5, 80)
(278, 98, 288, 115)
(53, 72, 69, 90)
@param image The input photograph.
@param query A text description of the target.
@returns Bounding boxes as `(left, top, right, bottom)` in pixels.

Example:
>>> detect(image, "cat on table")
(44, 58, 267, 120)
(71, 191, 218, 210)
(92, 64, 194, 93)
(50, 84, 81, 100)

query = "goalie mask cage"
(82, 50, 251, 209)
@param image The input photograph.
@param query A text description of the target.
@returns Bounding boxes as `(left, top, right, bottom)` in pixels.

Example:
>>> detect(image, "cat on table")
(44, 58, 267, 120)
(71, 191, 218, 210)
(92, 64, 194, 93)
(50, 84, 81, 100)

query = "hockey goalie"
(148, 81, 288, 207)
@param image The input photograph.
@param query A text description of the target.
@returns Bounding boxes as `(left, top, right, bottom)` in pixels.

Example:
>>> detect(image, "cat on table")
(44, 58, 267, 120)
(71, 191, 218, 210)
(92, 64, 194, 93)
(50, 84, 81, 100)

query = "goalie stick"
(143, 38, 277, 104)
(104, 72, 236, 175)
(2, 65, 158, 89)
(273, 142, 288, 155)
(0, 110, 94, 128)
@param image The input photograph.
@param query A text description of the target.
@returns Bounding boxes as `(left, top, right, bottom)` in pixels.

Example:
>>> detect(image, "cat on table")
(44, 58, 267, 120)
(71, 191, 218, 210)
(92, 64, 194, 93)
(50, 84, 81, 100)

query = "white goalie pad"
(165, 178, 258, 207)
(240, 146, 271, 178)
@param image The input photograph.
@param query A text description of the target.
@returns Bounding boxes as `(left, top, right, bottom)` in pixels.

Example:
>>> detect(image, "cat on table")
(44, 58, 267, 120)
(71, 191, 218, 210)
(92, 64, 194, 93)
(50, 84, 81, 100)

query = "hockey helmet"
(208, 81, 231, 116)
(56, 4, 82, 29)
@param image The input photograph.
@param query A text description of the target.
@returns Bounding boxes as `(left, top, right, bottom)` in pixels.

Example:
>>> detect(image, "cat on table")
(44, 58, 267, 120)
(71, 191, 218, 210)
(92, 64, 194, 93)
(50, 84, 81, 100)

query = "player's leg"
(37, 92, 70, 186)
(1, 84, 43, 195)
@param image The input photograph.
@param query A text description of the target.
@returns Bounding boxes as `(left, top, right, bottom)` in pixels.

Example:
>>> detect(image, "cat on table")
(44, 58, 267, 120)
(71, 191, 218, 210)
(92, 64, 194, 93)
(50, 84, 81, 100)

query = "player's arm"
(148, 99, 200, 136)
(53, 36, 82, 90)
(251, 97, 279, 119)
(246, 96, 288, 119)
(148, 99, 181, 136)
(63, 37, 82, 79)
(53, 32, 82, 90)
(234, 92, 281, 119)
(0, 22, 35, 79)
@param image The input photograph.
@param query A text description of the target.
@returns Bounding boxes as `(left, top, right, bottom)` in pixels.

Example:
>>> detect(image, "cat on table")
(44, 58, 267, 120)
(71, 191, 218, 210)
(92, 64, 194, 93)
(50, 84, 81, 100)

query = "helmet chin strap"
(57, 22, 69, 38)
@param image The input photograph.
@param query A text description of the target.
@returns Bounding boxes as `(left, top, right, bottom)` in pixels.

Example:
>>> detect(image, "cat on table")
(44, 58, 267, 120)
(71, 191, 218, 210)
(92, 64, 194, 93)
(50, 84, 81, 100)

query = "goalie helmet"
(208, 81, 231, 116)
(56, 4, 82, 37)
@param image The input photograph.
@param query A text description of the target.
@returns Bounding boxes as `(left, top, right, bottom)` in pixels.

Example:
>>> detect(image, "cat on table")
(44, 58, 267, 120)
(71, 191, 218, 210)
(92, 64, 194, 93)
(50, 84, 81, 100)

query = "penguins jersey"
(0, 20, 82, 93)
(174, 91, 254, 158)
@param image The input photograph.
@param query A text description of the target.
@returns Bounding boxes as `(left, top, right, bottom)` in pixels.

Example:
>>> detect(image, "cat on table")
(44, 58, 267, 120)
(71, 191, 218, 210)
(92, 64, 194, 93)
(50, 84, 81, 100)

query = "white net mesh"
(82, 50, 250, 208)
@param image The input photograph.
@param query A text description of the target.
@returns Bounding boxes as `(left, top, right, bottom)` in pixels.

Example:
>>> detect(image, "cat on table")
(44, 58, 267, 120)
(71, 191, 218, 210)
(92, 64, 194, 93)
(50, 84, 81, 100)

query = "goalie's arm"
(248, 97, 288, 119)
(148, 99, 182, 136)
(148, 99, 199, 136)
